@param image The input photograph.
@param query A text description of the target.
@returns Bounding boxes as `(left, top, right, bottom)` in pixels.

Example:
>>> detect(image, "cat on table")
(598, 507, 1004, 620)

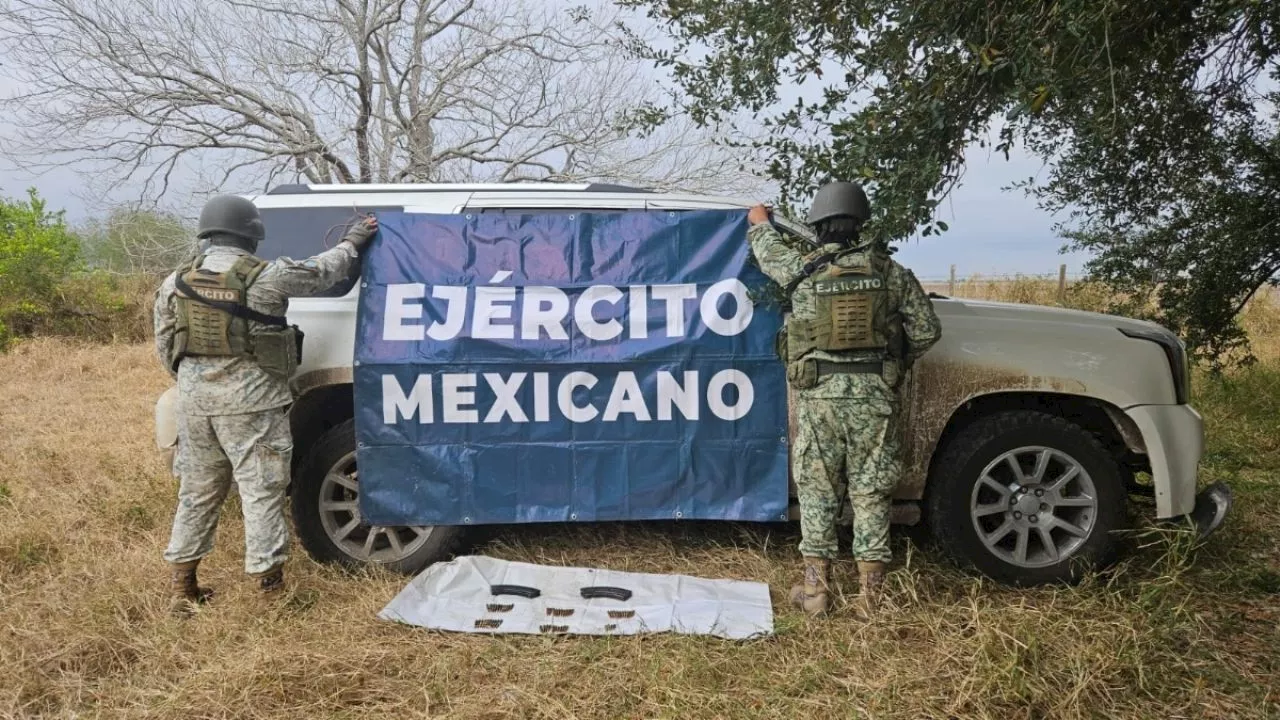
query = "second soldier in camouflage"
(746, 182, 941, 618)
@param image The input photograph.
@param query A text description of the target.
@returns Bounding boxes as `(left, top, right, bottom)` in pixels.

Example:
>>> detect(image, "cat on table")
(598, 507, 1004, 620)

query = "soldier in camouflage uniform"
(153, 195, 378, 615)
(747, 182, 941, 618)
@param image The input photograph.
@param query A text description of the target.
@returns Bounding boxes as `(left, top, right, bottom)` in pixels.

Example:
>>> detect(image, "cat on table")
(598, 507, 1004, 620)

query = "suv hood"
(936, 297, 1168, 335)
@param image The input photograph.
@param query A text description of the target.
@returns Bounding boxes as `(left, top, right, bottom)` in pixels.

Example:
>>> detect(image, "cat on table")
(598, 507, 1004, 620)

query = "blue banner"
(353, 210, 789, 526)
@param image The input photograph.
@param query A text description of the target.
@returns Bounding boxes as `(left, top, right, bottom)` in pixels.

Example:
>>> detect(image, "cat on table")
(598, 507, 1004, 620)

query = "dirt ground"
(1, 337, 1277, 719)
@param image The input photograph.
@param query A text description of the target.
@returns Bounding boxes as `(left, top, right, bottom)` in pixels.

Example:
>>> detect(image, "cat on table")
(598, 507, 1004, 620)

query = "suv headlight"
(1119, 326, 1190, 404)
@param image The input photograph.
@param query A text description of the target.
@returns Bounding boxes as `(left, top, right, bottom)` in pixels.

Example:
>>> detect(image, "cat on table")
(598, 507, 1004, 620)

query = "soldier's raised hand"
(747, 204, 771, 226)
(342, 215, 379, 251)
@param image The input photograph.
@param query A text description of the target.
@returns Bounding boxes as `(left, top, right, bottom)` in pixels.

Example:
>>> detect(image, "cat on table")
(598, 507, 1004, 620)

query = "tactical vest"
(782, 248, 904, 366)
(170, 254, 303, 380)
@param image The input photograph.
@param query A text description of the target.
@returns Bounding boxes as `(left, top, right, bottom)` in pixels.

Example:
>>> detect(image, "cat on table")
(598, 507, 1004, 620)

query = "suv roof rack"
(265, 184, 315, 195)
(583, 183, 654, 193)
(264, 182, 655, 196)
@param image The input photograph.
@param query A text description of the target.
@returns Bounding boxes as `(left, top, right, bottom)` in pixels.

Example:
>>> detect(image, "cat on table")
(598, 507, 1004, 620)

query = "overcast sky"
(0, 8, 1092, 282)
(0, 147, 1093, 283)
(0, 148, 1091, 282)
(892, 139, 1094, 281)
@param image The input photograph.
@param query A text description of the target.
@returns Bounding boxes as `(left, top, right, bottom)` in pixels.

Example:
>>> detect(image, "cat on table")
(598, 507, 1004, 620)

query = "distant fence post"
(1057, 264, 1067, 304)
(949, 265, 956, 296)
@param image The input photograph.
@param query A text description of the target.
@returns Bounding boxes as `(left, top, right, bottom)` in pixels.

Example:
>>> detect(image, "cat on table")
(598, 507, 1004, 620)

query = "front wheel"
(927, 410, 1127, 585)
(291, 419, 465, 574)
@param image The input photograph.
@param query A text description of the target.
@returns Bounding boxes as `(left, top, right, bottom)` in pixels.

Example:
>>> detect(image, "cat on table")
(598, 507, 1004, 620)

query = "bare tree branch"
(0, 0, 764, 198)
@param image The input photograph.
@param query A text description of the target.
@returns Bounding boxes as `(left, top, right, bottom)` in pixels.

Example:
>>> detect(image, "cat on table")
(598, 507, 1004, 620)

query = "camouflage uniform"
(154, 243, 359, 575)
(747, 224, 941, 563)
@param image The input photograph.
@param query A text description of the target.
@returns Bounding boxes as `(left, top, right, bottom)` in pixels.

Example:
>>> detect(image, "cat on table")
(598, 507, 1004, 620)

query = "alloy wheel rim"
(317, 451, 434, 564)
(969, 445, 1098, 568)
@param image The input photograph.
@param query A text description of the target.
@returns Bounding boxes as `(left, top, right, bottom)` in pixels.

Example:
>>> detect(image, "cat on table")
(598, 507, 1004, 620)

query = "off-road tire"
(291, 419, 465, 574)
(927, 410, 1127, 585)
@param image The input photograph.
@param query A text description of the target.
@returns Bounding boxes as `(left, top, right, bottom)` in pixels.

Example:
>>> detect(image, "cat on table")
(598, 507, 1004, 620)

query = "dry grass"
(2, 333, 1279, 718)
(926, 275, 1117, 312)
(927, 277, 1280, 364)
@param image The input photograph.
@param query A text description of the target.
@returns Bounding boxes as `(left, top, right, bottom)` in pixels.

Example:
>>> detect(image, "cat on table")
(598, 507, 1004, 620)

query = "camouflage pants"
(164, 407, 293, 575)
(793, 396, 901, 562)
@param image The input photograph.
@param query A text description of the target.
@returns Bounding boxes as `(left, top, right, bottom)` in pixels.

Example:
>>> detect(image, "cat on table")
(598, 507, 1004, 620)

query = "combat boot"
(856, 561, 887, 618)
(253, 565, 285, 595)
(170, 560, 213, 617)
(788, 557, 831, 617)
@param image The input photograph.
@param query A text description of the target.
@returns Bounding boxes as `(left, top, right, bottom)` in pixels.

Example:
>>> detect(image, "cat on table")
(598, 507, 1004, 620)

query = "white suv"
(154, 182, 1232, 586)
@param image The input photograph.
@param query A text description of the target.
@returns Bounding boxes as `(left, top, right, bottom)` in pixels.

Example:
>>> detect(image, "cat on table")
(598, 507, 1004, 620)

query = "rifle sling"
(784, 251, 841, 295)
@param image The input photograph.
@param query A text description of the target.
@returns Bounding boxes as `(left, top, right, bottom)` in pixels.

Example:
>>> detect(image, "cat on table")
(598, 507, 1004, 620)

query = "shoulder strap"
(876, 253, 905, 303)
(873, 249, 892, 274)
(176, 252, 206, 277)
(784, 250, 841, 295)
(232, 256, 271, 286)
(174, 270, 288, 328)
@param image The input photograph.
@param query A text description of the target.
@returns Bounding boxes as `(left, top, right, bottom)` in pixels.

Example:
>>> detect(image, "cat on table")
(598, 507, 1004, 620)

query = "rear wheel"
(927, 410, 1126, 585)
(291, 419, 464, 574)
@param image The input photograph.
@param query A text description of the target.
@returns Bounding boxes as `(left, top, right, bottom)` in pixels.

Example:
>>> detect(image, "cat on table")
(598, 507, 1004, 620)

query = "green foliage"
(0, 189, 81, 348)
(1194, 363, 1280, 471)
(0, 191, 157, 349)
(1052, 92, 1280, 365)
(622, 0, 1280, 362)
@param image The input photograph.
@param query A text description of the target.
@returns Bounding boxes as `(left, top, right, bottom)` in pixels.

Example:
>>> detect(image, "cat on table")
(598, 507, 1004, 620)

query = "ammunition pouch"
(252, 325, 305, 381)
(784, 318, 817, 362)
(786, 358, 819, 389)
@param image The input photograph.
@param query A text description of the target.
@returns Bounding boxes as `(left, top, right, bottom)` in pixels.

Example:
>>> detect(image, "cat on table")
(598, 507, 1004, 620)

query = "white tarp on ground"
(379, 555, 774, 640)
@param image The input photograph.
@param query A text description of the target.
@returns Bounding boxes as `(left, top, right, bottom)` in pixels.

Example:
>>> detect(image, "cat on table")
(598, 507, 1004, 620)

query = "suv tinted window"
(258, 205, 401, 298)
(468, 207, 643, 214)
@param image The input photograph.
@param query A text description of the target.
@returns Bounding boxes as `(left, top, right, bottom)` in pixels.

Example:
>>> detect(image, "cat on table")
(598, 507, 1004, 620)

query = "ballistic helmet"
(196, 194, 265, 251)
(806, 181, 872, 226)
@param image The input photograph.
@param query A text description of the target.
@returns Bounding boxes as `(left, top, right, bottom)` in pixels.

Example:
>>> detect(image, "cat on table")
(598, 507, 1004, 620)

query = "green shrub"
(0, 190, 163, 349)
(0, 189, 81, 347)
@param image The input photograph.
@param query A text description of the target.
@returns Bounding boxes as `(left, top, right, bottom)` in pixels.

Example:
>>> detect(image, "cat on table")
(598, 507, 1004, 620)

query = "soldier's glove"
(341, 215, 379, 252)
